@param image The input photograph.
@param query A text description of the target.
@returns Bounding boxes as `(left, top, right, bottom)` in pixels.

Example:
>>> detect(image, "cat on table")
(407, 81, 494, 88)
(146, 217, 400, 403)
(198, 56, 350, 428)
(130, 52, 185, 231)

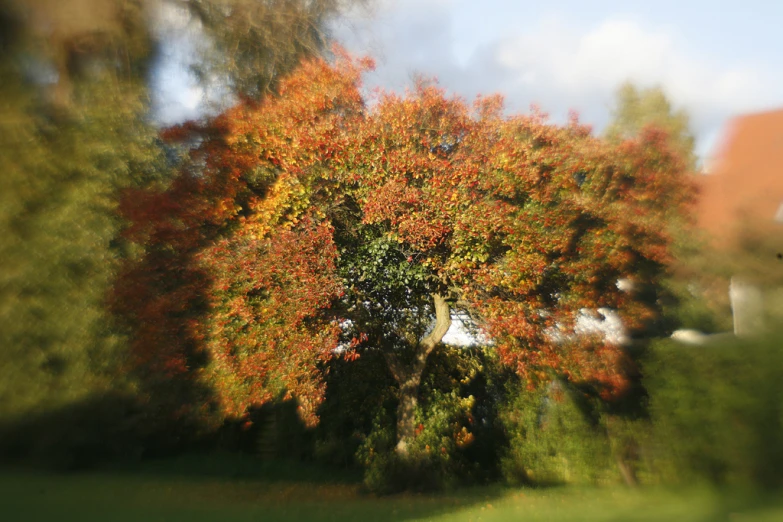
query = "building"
(697, 108, 783, 250)
(691, 108, 783, 338)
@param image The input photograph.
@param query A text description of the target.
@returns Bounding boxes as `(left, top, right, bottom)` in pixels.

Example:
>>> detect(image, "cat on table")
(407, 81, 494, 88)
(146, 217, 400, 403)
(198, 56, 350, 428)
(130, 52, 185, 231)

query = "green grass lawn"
(1, 455, 781, 522)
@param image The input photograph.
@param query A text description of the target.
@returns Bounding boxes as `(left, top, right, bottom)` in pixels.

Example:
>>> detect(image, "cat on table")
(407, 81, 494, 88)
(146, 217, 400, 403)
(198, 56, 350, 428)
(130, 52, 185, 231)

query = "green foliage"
(0, 1, 171, 467)
(215, 400, 317, 461)
(357, 389, 475, 493)
(605, 82, 697, 170)
(0, 393, 151, 470)
(656, 224, 736, 334)
(351, 347, 505, 493)
(657, 276, 733, 334)
(315, 350, 397, 468)
(336, 225, 441, 350)
(644, 334, 783, 488)
(727, 228, 783, 316)
(0, 66, 166, 423)
(500, 379, 613, 486)
(188, 0, 355, 98)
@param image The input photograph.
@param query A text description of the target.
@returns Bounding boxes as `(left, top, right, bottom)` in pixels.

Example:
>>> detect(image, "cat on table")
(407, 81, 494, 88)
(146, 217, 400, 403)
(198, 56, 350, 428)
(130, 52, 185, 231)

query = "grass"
(1, 454, 782, 521)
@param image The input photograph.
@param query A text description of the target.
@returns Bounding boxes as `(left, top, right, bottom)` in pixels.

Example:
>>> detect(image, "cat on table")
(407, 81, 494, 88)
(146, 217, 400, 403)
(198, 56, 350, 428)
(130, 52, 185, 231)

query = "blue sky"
(153, 0, 783, 163)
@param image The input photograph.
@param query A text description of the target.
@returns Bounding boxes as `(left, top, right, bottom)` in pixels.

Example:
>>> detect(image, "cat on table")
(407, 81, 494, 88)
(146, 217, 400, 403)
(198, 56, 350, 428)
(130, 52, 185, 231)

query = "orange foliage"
(113, 49, 693, 425)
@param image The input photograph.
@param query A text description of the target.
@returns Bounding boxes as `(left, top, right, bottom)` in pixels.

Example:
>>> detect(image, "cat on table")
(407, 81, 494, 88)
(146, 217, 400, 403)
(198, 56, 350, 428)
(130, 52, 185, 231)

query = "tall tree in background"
(0, 0, 166, 421)
(604, 82, 716, 335)
(115, 53, 693, 454)
(187, 0, 364, 98)
(605, 82, 697, 171)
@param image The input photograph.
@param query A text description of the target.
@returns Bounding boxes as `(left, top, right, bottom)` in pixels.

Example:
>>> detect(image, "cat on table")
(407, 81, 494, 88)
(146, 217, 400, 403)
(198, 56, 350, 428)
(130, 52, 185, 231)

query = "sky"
(152, 0, 783, 162)
(328, 0, 783, 162)
(150, 1, 229, 125)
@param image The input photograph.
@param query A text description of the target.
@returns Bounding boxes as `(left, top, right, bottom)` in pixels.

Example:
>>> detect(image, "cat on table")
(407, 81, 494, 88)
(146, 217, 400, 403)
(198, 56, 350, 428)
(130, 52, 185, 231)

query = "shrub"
(644, 333, 783, 488)
(500, 379, 614, 486)
(314, 350, 397, 469)
(355, 346, 506, 493)
(357, 390, 478, 493)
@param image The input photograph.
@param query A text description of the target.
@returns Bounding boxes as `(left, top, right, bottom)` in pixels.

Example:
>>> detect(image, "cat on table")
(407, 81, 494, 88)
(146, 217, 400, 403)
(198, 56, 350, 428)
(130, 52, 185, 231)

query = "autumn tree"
(112, 53, 368, 427)
(115, 52, 693, 454)
(340, 87, 693, 453)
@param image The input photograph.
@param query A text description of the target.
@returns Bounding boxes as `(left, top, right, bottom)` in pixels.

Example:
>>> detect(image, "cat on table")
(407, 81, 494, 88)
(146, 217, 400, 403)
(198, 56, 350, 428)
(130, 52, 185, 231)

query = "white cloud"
(152, 2, 783, 159)
(150, 0, 233, 126)
(489, 16, 782, 159)
(335, 8, 783, 160)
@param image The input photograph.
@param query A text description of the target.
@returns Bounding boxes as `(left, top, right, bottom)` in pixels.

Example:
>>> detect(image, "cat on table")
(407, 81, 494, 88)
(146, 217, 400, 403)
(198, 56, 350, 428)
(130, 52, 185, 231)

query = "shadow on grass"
(0, 458, 509, 522)
(0, 396, 507, 522)
(4, 468, 783, 522)
(102, 452, 364, 485)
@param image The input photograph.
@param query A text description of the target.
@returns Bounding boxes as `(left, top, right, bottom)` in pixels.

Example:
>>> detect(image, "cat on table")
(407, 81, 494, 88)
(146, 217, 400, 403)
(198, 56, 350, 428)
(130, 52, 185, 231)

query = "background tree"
(603, 81, 729, 336)
(605, 82, 697, 171)
(0, 0, 165, 426)
(186, 0, 367, 99)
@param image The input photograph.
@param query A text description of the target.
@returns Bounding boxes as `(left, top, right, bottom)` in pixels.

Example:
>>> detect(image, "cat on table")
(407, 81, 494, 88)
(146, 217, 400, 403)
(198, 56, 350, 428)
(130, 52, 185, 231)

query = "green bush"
(0, 393, 158, 469)
(355, 346, 506, 493)
(500, 379, 614, 486)
(357, 389, 477, 493)
(314, 351, 398, 469)
(644, 334, 783, 488)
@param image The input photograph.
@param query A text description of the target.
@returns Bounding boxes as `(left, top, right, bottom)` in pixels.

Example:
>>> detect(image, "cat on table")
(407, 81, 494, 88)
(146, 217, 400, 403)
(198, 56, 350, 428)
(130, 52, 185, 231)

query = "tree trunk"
(385, 294, 451, 456)
(396, 379, 419, 455)
(616, 455, 638, 487)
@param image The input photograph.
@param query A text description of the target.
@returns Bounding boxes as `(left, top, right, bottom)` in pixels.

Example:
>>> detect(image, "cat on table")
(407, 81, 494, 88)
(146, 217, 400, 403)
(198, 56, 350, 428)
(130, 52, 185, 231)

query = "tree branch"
(383, 294, 451, 386)
(417, 293, 451, 360)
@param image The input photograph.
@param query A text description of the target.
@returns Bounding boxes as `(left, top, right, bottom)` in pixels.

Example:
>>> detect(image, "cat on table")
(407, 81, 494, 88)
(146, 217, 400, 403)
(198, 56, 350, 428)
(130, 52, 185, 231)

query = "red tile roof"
(696, 108, 783, 248)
